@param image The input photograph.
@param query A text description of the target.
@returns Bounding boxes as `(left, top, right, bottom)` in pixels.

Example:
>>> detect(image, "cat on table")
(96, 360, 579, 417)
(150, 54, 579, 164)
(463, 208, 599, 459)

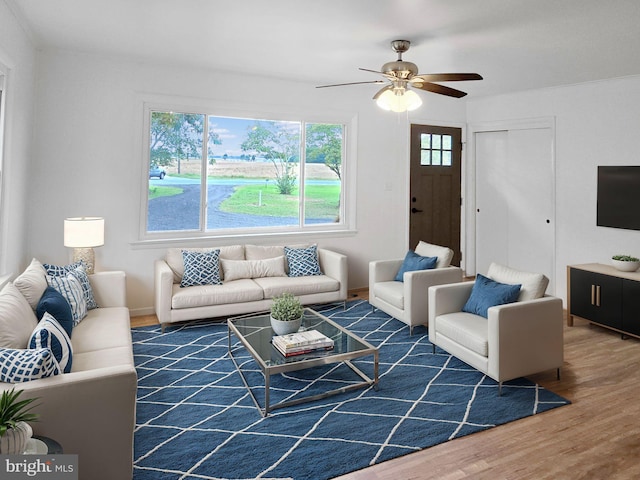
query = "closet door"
(475, 126, 555, 293)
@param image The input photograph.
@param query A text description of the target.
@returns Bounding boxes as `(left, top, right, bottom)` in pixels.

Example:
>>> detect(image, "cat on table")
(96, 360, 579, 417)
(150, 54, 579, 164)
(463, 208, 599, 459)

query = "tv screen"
(597, 166, 640, 230)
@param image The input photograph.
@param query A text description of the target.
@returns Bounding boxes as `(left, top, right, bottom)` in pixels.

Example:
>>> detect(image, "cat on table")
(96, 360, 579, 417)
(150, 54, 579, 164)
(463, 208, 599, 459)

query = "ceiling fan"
(316, 40, 483, 112)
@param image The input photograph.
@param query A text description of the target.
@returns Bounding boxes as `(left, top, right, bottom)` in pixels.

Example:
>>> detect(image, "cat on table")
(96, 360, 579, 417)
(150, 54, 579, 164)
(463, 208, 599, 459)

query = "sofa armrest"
(89, 271, 126, 308)
(155, 259, 174, 324)
(404, 266, 464, 324)
(318, 248, 348, 300)
(428, 281, 475, 320)
(369, 259, 403, 290)
(488, 296, 564, 380)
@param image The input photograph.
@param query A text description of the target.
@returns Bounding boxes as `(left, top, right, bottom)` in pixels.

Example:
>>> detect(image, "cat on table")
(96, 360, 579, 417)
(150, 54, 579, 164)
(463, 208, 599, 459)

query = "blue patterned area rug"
(132, 300, 570, 480)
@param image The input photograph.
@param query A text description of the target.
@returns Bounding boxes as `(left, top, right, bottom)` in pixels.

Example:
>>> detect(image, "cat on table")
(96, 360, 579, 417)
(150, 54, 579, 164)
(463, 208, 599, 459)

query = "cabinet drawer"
(623, 279, 640, 336)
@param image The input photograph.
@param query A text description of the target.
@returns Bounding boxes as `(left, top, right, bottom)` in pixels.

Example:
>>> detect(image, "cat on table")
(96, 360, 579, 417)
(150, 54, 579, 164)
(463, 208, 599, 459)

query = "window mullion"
(299, 122, 306, 227)
(200, 115, 209, 231)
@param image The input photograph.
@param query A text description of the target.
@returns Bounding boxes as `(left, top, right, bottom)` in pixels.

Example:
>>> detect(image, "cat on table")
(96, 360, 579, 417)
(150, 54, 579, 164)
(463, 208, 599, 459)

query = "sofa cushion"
(255, 275, 339, 298)
(462, 274, 521, 318)
(373, 281, 405, 310)
(180, 249, 222, 287)
(72, 346, 133, 372)
(435, 312, 489, 357)
(394, 250, 437, 281)
(0, 283, 39, 349)
(36, 286, 74, 337)
(414, 241, 454, 269)
(0, 347, 60, 383)
(44, 262, 97, 310)
(284, 245, 322, 277)
(71, 307, 132, 354)
(166, 245, 245, 282)
(13, 258, 47, 310)
(47, 272, 87, 325)
(220, 256, 286, 282)
(171, 279, 264, 309)
(29, 312, 73, 373)
(487, 262, 549, 301)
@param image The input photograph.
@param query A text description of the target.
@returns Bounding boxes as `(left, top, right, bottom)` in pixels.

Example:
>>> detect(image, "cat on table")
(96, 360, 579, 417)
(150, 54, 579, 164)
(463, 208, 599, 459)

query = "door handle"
(411, 208, 423, 213)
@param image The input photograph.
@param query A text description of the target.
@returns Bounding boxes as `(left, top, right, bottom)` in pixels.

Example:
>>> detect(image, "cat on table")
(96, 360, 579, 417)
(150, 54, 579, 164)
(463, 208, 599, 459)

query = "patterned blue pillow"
(284, 245, 322, 277)
(46, 273, 87, 326)
(180, 250, 222, 287)
(36, 286, 74, 337)
(462, 273, 521, 318)
(43, 262, 97, 310)
(29, 312, 73, 373)
(0, 348, 60, 383)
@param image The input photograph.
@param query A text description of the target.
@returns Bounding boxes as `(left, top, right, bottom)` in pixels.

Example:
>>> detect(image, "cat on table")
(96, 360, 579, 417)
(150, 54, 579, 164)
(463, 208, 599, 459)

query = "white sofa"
(155, 244, 348, 330)
(369, 241, 464, 333)
(429, 262, 564, 394)
(0, 266, 136, 480)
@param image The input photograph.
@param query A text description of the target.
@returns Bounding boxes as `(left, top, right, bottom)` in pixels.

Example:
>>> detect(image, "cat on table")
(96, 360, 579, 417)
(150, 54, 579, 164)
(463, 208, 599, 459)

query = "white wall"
(0, 0, 36, 277)
(28, 49, 467, 314)
(467, 76, 640, 301)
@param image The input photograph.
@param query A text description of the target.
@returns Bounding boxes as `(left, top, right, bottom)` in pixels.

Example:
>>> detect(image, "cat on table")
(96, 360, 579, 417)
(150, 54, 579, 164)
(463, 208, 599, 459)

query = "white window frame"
(135, 94, 357, 245)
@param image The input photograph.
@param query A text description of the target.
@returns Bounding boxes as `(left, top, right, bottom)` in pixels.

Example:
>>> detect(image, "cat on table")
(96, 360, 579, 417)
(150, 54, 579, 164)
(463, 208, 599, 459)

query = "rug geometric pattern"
(132, 300, 570, 480)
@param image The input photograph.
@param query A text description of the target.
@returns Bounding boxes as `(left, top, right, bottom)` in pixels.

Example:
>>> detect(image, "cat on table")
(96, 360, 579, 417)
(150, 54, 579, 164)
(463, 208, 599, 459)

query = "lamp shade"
(376, 88, 423, 113)
(63, 217, 105, 248)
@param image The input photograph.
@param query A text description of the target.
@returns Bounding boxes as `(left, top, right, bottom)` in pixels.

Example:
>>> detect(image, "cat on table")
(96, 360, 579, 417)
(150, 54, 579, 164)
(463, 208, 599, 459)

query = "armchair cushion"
(415, 241, 454, 269)
(487, 262, 548, 301)
(435, 312, 489, 356)
(394, 251, 437, 281)
(462, 274, 521, 318)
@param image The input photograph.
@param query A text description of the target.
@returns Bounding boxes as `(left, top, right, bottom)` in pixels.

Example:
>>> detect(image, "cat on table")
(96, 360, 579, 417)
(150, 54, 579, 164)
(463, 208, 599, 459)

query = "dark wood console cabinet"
(567, 263, 640, 338)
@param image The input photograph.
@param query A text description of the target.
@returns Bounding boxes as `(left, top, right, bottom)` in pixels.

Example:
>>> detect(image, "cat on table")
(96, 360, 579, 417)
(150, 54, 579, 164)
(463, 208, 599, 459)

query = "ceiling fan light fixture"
(376, 88, 422, 112)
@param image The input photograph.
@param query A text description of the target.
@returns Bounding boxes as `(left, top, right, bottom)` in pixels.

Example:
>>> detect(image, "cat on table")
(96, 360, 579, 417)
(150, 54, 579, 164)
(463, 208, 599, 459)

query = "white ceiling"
(8, 0, 640, 98)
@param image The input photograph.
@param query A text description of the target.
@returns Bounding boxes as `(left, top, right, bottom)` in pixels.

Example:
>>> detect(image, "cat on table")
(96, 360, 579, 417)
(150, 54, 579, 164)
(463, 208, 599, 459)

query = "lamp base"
(72, 248, 95, 274)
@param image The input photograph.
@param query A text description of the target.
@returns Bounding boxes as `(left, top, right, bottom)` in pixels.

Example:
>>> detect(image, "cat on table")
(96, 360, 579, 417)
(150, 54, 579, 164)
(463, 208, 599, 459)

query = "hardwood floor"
(130, 291, 640, 479)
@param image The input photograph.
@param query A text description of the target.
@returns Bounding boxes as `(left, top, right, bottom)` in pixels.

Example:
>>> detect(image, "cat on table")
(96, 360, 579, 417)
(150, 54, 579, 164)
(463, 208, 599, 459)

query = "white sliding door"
(474, 122, 555, 294)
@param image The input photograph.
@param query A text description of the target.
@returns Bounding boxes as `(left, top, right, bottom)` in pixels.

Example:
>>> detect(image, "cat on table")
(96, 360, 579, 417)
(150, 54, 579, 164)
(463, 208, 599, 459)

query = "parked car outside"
(149, 165, 166, 179)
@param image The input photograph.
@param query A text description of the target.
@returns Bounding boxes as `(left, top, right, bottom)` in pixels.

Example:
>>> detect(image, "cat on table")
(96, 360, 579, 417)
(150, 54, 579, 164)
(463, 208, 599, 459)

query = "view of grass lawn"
(219, 184, 340, 219)
(149, 185, 183, 200)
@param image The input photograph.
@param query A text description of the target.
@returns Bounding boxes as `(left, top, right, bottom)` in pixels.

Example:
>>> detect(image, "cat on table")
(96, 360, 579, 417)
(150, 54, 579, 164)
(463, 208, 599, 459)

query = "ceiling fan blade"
(412, 82, 468, 98)
(316, 80, 386, 88)
(411, 73, 483, 83)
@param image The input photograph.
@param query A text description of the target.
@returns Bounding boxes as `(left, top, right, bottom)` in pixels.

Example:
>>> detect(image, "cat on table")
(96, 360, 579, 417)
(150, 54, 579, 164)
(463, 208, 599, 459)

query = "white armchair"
(429, 263, 564, 394)
(369, 242, 464, 334)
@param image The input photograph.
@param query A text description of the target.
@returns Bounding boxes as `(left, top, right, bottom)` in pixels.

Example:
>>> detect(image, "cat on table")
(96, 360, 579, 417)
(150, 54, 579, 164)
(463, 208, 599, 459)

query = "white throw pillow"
(414, 241, 454, 269)
(13, 258, 47, 310)
(46, 272, 88, 325)
(0, 283, 39, 349)
(220, 256, 287, 282)
(487, 262, 549, 301)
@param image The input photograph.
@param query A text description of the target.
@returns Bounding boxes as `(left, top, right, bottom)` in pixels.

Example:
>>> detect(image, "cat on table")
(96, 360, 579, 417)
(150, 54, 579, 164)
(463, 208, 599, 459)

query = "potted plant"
(270, 292, 304, 335)
(611, 255, 640, 272)
(0, 388, 38, 454)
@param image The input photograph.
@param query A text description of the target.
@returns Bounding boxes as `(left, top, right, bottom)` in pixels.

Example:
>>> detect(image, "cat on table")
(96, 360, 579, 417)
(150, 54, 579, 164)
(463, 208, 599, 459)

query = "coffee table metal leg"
(264, 374, 271, 417)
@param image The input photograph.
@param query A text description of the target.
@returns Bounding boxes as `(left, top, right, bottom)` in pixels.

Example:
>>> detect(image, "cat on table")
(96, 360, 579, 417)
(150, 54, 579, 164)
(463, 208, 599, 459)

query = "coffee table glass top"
(229, 308, 374, 368)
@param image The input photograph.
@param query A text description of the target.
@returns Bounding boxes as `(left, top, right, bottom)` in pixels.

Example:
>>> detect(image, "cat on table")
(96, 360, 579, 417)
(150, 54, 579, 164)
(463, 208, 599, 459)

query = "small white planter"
(612, 259, 640, 272)
(0, 421, 33, 455)
(270, 315, 302, 336)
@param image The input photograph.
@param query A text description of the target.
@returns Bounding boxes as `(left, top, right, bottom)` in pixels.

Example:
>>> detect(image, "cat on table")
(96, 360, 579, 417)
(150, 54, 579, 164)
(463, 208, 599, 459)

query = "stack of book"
(272, 329, 334, 357)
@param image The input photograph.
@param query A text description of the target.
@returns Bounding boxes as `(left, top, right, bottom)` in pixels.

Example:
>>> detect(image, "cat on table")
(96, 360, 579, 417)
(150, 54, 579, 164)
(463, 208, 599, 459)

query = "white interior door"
(475, 126, 555, 293)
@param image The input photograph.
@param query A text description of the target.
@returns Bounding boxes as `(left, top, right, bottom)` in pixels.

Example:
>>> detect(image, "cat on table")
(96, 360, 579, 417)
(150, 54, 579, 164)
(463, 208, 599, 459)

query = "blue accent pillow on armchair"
(394, 251, 438, 282)
(462, 273, 521, 318)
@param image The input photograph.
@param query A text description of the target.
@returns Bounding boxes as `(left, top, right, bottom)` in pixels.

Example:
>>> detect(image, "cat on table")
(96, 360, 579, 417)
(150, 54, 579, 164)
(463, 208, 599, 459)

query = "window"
(143, 106, 348, 238)
(420, 133, 453, 166)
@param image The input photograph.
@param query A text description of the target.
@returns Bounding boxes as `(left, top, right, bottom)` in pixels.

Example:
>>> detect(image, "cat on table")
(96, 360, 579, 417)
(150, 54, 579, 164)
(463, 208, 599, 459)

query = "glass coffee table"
(228, 308, 379, 417)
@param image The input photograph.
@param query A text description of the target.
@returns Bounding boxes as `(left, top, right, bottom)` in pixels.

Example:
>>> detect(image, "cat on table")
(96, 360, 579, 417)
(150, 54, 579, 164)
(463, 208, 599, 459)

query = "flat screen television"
(597, 166, 640, 230)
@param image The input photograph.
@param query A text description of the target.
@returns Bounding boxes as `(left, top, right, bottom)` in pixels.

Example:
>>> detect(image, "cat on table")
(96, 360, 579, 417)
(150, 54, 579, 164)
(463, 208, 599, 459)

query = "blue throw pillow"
(29, 312, 73, 374)
(394, 251, 438, 282)
(180, 249, 222, 287)
(462, 273, 521, 318)
(36, 286, 74, 337)
(43, 262, 97, 310)
(46, 272, 87, 326)
(0, 348, 60, 383)
(284, 245, 322, 277)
